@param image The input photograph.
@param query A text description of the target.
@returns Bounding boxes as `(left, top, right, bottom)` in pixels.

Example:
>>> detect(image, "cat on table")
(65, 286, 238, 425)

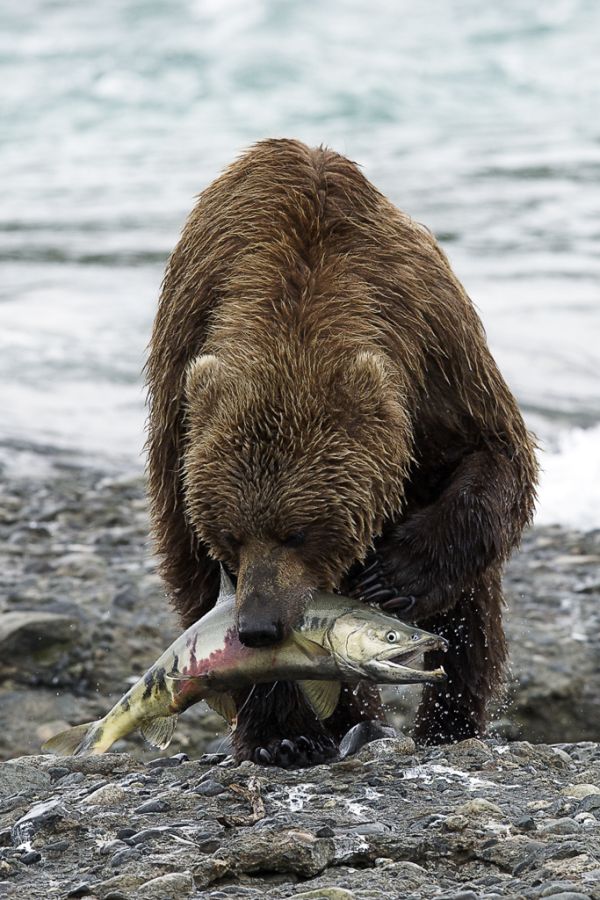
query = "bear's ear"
(344, 351, 388, 395)
(184, 354, 221, 403)
(337, 351, 406, 433)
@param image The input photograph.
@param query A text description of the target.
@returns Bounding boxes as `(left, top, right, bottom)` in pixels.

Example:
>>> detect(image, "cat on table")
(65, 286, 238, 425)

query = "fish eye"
(386, 631, 398, 643)
(411, 632, 421, 642)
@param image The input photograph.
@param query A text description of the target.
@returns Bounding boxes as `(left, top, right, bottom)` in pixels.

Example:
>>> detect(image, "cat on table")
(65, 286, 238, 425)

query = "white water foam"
(535, 425, 600, 530)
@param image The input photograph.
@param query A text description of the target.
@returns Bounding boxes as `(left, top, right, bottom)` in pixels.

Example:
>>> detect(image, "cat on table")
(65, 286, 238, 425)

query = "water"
(1, 0, 599, 527)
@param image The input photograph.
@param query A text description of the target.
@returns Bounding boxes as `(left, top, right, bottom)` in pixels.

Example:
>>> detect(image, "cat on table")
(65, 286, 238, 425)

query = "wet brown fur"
(146, 139, 538, 760)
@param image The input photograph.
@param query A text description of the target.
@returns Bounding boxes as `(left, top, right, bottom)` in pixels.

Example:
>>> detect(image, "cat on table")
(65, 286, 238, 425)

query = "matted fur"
(145, 139, 538, 757)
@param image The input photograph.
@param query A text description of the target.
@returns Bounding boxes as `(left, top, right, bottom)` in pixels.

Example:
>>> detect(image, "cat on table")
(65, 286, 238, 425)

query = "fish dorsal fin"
(217, 564, 236, 603)
(140, 714, 178, 750)
(298, 680, 341, 720)
(204, 691, 237, 725)
(292, 632, 331, 661)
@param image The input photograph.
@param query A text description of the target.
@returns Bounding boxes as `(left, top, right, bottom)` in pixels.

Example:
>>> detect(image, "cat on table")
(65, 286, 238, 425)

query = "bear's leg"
(232, 681, 384, 768)
(232, 682, 338, 768)
(413, 573, 507, 744)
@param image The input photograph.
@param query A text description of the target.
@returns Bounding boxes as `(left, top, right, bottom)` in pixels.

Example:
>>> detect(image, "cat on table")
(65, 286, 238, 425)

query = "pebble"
(83, 784, 127, 806)
(129, 827, 173, 845)
(66, 885, 92, 898)
(145, 754, 187, 769)
(542, 894, 592, 900)
(134, 797, 170, 813)
(138, 871, 193, 898)
(194, 779, 226, 796)
(115, 827, 136, 841)
(110, 848, 141, 868)
(514, 815, 537, 831)
(99, 840, 128, 856)
(540, 885, 589, 898)
(539, 818, 581, 835)
(338, 720, 397, 759)
(577, 794, 600, 815)
(456, 798, 504, 817)
(562, 784, 600, 800)
(20, 850, 41, 865)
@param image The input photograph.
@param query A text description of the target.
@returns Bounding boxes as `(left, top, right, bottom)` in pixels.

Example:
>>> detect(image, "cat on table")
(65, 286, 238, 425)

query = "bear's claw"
(251, 734, 338, 769)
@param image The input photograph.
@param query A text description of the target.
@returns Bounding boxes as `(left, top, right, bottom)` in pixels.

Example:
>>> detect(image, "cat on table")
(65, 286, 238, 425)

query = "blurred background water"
(0, 0, 598, 527)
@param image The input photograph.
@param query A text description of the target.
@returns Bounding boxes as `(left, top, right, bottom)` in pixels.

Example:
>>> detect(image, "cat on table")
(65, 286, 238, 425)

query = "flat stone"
(293, 890, 356, 900)
(66, 885, 92, 898)
(0, 611, 80, 662)
(83, 784, 127, 806)
(138, 871, 194, 899)
(0, 761, 51, 799)
(540, 885, 590, 897)
(562, 784, 600, 800)
(134, 797, 170, 813)
(194, 779, 226, 796)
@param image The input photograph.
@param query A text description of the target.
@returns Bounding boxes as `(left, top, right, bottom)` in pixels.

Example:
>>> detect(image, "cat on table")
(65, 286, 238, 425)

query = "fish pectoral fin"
(42, 722, 95, 756)
(140, 714, 178, 751)
(292, 632, 331, 661)
(203, 691, 237, 725)
(298, 680, 341, 720)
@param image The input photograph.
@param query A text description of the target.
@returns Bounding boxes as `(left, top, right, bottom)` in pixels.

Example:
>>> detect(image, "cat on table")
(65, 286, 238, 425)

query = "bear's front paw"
(349, 554, 421, 615)
(249, 734, 338, 769)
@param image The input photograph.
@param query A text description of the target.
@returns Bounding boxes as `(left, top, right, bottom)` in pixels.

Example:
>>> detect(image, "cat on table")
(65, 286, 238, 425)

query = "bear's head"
(182, 348, 411, 647)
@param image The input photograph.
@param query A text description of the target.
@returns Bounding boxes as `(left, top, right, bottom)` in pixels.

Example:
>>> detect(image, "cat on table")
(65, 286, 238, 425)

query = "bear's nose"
(237, 615, 284, 648)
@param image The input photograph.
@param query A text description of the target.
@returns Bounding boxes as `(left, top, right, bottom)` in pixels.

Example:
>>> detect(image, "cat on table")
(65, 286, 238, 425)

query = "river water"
(1, 0, 599, 527)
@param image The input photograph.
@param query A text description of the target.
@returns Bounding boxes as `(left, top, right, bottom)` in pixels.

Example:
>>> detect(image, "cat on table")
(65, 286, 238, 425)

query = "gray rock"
(540, 885, 590, 898)
(12, 799, 67, 843)
(194, 778, 226, 796)
(338, 720, 397, 759)
(134, 797, 170, 813)
(0, 760, 51, 799)
(138, 871, 193, 899)
(542, 894, 592, 900)
(0, 611, 80, 665)
(110, 847, 142, 867)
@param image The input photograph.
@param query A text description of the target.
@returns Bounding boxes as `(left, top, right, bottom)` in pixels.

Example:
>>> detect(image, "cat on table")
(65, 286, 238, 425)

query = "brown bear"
(145, 139, 538, 767)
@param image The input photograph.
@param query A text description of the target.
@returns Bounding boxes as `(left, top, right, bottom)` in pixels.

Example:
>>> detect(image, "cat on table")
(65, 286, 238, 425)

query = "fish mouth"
(370, 635, 448, 683)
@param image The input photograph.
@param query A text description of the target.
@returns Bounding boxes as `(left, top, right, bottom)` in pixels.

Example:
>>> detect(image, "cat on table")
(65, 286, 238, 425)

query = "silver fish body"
(43, 569, 446, 756)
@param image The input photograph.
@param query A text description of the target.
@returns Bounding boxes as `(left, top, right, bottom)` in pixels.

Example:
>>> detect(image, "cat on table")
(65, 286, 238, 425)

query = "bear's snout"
(235, 542, 311, 648)
(237, 604, 285, 647)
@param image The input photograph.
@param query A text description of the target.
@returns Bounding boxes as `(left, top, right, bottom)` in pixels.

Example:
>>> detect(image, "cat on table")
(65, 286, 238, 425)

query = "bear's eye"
(281, 531, 305, 548)
(220, 531, 242, 550)
(386, 631, 398, 643)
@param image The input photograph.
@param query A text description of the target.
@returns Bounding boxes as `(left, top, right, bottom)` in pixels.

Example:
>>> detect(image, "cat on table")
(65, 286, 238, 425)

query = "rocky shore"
(1, 737, 599, 899)
(1, 443, 599, 897)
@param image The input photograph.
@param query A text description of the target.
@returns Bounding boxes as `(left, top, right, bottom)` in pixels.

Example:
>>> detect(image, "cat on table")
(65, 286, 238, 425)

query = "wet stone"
(134, 797, 170, 813)
(145, 755, 186, 769)
(194, 778, 226, 796)
(110, 847, 142, 867)
(514, 815, 537, 831)
(116, 827, 136, 842)
(539, 885, 590, 898)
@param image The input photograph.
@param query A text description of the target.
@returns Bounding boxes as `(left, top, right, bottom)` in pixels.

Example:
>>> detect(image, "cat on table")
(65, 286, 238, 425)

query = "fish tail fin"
(140, 714, 178, 750)
(42, 721, 102, 756)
